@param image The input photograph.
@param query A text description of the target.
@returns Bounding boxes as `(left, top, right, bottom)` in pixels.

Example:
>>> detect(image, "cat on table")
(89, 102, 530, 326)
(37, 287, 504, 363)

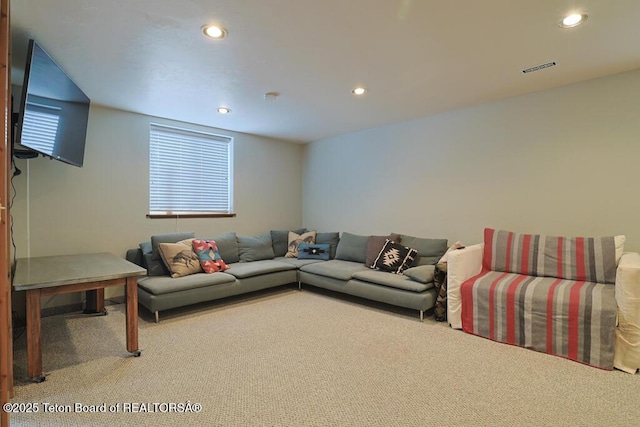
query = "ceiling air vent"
(521, 61, 557, 74)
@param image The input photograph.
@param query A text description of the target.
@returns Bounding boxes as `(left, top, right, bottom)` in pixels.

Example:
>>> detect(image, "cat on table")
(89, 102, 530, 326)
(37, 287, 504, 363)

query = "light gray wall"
(12, 105, 304, 312)
(302, 68, 640, 252)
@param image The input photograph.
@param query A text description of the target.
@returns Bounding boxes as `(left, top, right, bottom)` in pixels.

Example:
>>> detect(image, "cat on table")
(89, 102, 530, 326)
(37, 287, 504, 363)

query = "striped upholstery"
(461, 271, 617, 369)
(483, 228, 618, 284)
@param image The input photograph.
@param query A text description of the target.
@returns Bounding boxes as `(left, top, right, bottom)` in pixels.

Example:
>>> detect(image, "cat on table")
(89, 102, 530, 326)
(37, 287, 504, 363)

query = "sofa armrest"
(447, 243, 484, 329)
(614, 251, 640, 373)
(126, 248, 145, 269)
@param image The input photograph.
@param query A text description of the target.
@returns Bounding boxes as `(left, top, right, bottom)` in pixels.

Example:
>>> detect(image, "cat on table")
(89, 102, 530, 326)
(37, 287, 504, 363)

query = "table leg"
(125, 276, 140, 356)
(84, 289, 106, 314)
(26, 290, 45, 382)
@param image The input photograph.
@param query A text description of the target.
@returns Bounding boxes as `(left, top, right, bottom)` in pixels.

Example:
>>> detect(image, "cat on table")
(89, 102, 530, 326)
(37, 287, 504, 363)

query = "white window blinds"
(149, 123, 233, 214)
(22, 103, 61, 155)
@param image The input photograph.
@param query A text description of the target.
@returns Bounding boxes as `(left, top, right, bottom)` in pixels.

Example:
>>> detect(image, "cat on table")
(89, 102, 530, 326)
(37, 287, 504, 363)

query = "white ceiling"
(10, 0, 640, 143)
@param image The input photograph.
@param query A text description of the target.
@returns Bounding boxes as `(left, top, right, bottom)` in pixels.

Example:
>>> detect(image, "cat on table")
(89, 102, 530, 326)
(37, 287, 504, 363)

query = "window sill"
(146, 213, 236, 219)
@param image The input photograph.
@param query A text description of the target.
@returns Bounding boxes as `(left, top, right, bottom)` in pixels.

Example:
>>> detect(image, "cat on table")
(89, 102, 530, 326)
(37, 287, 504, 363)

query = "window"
(22, 103, 61, 155)
(149, 123, 233, 217)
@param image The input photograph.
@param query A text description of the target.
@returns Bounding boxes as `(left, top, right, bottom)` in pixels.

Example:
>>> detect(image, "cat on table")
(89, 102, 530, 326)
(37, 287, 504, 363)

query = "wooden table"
(13, 253, 147, 382)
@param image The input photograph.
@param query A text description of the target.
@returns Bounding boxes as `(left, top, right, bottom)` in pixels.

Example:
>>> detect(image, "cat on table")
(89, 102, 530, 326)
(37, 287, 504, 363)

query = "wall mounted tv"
(14, 39, 90, 167)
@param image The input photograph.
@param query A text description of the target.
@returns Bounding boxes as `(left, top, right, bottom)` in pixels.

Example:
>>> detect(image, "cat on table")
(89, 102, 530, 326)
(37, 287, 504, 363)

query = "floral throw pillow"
(192, 239, 229, 273)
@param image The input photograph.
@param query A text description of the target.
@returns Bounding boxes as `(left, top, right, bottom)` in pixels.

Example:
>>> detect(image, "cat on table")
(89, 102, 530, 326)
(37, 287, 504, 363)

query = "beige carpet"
(9, 286, 640, 427)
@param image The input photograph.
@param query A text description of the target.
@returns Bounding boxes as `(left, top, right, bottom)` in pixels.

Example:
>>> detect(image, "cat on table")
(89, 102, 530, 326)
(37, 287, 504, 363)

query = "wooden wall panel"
(0, 0, 12, 425)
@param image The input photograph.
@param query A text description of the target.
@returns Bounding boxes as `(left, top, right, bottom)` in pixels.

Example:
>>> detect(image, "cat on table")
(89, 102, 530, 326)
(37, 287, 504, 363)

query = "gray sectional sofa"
(126, 229, 448, 322)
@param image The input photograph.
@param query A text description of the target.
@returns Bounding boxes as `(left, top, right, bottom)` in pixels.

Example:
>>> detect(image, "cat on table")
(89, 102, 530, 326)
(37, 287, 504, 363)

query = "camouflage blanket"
(433, 263, 448, 321)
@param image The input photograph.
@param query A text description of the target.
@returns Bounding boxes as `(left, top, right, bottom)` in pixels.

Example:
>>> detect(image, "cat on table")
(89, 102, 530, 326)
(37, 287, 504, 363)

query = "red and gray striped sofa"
(447, 228, 640, 372)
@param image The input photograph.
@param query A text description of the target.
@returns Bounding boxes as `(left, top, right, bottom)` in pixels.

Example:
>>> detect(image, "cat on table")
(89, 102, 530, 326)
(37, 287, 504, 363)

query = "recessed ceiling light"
(352, 87, 367, 96)
(559, 13, 587, 28)
(202, 24, 227, 39)
(216, 107, 231, 114)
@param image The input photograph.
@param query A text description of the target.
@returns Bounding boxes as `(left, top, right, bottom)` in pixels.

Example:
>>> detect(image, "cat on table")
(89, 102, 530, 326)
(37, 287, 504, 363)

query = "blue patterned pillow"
(297, 243, 331, 261)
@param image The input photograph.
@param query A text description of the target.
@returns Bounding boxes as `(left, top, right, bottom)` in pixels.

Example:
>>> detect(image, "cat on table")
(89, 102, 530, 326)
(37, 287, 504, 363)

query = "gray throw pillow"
(335, 232, 369, 264)
(139, 241, 152, 255)
(395, 234, 448, 265)
(271, 228, 307, 257)
(138, 241, 152, 268)
(148, 232, 196, 276)
(238, 232, 275, 262)
(316, 232, 340, 259)
(403, 265, 436, 283)
(365, 234, 400, 268)
(204, 231, 239, 264)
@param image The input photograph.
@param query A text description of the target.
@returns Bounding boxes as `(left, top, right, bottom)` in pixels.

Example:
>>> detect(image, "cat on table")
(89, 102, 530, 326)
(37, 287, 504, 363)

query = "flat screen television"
(14, 39, 90, 167)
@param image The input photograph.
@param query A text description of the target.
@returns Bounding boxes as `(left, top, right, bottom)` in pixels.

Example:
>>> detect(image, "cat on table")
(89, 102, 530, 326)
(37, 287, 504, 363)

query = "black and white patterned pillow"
(373, 239, 418, 274)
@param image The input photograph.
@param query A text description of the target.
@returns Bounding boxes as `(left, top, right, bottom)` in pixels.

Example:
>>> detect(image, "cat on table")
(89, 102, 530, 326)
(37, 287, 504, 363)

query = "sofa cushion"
(298, 243, 331, 261)
(158, 239, 203, 278)
(335, 232, 369, 264)
(460, 270, 617, 369)
(403, 265, 436, 284)
(396, 234, 448, 266)
(224, 260, 296, 279)
(365, 234, 400, 267)
(483, 228, 624, 284)
(138, 272, 236, 296)
(138, 241, 152, 268)
(271, 228, 307, 257)
(352, 270, 433, 293)
(204, 231, 239, 264)
(237, 232, 275, 262)
(372, 240, 417, 274)
(316, 232, 340, 259)
(274, 256, 324, 268)
(139, 241, 152, 255)
(126, 248, 145, 269)
(300, 259, 370, 281)
(286, 230, 317, 258)
(192, 239, 229, 273)
(148, 232, 196, 276)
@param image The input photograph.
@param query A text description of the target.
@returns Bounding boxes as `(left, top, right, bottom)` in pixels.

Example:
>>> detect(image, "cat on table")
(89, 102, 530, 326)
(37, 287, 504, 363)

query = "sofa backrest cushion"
(335, 232, 369, 264)
(204, 231, 240, 264)
(148, 232, 196, 276)
(238, 232, 275, 262)
(316, 232, 340, 259)
(271, 228, 307, 257)
(396, 234, 448, 266)
(483, 228, 625, 284)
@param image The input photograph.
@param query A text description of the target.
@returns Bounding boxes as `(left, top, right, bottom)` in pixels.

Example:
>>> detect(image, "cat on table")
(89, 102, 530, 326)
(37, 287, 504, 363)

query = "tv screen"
(14, 39, 90, 167)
